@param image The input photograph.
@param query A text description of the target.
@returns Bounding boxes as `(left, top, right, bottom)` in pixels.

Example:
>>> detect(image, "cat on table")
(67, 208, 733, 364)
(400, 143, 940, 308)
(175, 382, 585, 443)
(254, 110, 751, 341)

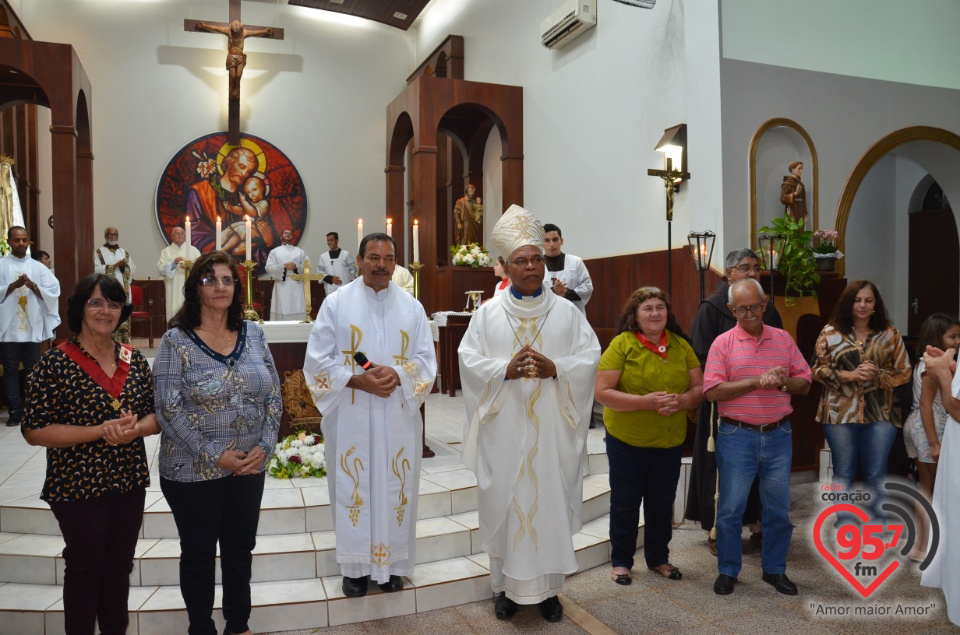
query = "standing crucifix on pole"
(287, 259, 325, 324)
(647, 157, 690, 299)
(185, 0, 284, 145)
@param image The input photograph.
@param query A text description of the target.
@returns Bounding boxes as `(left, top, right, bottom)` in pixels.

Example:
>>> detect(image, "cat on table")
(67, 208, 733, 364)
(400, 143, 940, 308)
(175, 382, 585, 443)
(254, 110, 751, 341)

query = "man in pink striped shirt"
(703, 278, 811, 597)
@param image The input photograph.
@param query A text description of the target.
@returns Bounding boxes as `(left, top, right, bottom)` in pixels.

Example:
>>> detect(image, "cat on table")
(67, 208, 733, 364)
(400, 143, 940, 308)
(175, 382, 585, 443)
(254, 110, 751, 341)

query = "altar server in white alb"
(0, 226, 60, 427)
(318, 231, 357, 298)
(304, 232, 436, 598)
(542, 223, 593, 316)
(156, 226, 200, 323)
(264, 229, 307, 321)
(458, 205, 600, 623)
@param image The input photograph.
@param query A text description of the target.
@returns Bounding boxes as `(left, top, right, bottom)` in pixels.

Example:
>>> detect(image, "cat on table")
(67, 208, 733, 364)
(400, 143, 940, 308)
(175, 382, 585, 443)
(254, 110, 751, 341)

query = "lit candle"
(215, 216, 222, 252)
(771, 249, 780, 270)
(386, 217, 392, 239)
(412, 219, 420, 262)
(245, 215, 252, 262)
(358, 218, 363, 249)
(185, 216, 192, 251)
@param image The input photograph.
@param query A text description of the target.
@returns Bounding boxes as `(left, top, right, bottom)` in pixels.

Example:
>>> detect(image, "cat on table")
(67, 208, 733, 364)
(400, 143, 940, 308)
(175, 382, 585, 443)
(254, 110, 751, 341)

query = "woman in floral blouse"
(813, 280, 911, 525)
(154, 251, 281, 635)
(23, 274, 160, 635)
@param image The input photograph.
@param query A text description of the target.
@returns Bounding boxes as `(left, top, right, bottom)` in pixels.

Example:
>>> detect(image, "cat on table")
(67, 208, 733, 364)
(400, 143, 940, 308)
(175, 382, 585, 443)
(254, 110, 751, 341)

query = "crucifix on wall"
(184, 0, 284, 145)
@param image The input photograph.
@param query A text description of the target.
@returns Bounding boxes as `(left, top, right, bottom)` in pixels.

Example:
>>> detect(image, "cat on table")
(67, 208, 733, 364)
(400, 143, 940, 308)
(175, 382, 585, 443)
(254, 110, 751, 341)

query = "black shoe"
(5, 419, 17, 427)
(342, 575, 369, 597)
(377, 575, 404, 592)
(762, 572, 798, 595)
(494, 592, 517, 619)
(539, 595, 563, 622)
(714, 574, 737, 595)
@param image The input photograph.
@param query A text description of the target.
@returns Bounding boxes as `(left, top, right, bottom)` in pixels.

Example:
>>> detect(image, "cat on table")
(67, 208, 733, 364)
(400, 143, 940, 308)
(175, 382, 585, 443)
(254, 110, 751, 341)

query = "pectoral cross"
(647, 157, 691, 299)
(288, 258, 325, 324)
(184, 0, 284, 145)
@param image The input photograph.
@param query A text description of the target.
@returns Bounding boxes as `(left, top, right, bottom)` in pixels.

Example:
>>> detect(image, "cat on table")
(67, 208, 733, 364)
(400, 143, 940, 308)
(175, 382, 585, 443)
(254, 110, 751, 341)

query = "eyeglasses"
(200, 276, 238, 288)
(87, 298, 124, 312)
(734, 265, 763, 274)
(731, 303, 764, 317)
(508, 256, 546, 268)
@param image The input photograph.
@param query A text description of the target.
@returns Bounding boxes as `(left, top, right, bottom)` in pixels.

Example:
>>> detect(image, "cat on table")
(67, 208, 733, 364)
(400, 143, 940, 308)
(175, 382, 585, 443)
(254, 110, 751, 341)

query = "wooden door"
(908, 208, 958, 335)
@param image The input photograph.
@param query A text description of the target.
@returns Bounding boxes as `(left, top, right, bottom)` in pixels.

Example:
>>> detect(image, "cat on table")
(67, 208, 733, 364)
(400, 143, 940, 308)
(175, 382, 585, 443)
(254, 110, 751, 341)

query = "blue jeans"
(715, 421, 793, 578)
(605, 434, 682, 570)
(822, 421, 897, 524)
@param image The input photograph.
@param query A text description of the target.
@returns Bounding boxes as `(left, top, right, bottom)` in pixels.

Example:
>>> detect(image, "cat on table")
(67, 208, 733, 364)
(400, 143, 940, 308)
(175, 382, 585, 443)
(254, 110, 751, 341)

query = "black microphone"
(354, 352, 374, 370)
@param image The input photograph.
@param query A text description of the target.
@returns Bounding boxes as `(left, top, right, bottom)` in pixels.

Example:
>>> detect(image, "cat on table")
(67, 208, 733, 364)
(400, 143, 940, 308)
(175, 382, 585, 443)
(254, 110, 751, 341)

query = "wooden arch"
(0, 38, 94, 334)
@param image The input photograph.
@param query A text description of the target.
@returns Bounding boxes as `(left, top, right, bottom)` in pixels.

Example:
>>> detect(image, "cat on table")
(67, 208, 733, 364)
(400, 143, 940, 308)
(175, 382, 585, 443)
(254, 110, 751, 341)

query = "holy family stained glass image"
(156, 132, 307, 270)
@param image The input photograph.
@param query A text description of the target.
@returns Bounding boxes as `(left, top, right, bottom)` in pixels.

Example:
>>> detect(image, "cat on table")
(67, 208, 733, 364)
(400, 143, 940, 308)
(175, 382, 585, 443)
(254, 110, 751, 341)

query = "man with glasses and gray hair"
(686, 248, 782, 555)
(703, 278, 811, 597)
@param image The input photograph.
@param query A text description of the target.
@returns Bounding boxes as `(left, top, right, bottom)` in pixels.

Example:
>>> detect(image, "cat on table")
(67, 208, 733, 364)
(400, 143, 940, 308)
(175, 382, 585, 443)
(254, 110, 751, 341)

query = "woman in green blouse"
(595, 287, 702, 585)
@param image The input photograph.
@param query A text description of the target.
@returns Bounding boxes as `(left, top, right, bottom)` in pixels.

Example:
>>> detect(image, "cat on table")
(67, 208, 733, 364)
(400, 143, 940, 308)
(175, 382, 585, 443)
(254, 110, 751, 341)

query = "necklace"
(197, 326, 235, 353)
(78, 337, 117, 368)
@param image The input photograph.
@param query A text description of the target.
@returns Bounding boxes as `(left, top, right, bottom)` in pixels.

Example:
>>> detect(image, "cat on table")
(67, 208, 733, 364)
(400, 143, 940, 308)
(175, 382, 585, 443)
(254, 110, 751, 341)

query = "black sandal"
(612, 572, 632, 585)
(649, 564, 682, 580)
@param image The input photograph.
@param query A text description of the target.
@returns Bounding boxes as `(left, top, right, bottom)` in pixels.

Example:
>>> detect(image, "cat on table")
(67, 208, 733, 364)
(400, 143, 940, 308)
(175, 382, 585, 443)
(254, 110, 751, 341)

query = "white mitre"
(490, 204, 544, 259)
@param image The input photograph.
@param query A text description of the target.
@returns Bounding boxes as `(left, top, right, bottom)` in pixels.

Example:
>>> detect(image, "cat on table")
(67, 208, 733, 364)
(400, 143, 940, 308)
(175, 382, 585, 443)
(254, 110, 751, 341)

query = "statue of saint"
(453, 183, 484, 245)
(196, 19, 274, 100)
(780, 161, 807, 223)
(0, 158, 16, 242)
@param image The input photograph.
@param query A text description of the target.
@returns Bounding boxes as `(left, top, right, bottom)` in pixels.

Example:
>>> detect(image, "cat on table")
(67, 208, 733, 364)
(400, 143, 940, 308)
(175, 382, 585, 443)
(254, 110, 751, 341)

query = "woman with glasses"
(23, 274, 160, 635)
(595, 287, 702, 585)
(685, 249, 781, 555)
(813, 280, 911, 526)
(154, 251, 282, 635)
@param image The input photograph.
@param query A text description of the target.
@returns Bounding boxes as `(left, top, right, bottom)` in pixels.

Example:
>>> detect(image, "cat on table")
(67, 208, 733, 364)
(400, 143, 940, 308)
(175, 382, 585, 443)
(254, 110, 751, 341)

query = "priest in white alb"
(304, 232, 436, 598)
(458, 205, 600, 623)
(156, 226, 200, 323)
(95, 226, 136, 342)
(264, 229, 307, 321)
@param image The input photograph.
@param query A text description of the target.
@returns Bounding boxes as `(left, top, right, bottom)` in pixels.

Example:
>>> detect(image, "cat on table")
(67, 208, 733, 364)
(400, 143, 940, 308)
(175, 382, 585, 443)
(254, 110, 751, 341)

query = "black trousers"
(161, 473, 265, 635)
(2, 341, 40, 419)
(49, 488, 146, 635)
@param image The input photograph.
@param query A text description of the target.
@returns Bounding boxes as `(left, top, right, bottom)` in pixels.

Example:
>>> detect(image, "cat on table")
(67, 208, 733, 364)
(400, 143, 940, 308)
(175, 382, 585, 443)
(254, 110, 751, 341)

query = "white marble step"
(0, 514, 625, 635)
(0, 474, 612, 586)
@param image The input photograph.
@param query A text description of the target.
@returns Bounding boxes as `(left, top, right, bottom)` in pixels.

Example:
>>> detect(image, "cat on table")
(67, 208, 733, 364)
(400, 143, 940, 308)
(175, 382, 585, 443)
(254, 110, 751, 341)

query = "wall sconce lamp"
(688, 230, 716, 302)
(655, 123, 687, 190)
(757, 232, 785, 301)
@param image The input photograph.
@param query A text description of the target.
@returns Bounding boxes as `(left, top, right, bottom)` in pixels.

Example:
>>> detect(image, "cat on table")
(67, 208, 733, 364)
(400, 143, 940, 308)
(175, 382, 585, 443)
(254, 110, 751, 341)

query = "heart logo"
(813, 503, 899, 598)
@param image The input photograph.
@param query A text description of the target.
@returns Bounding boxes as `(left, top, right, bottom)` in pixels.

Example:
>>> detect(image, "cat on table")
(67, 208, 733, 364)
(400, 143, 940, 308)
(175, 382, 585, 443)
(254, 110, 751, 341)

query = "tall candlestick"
(185, 216, 192, 251)
(245, 215, 252, 262)
(216, 216, 222, 251)
(386, 217, 392, 239)
(412, 219, 420, 262)
(358, 218, 364, 249)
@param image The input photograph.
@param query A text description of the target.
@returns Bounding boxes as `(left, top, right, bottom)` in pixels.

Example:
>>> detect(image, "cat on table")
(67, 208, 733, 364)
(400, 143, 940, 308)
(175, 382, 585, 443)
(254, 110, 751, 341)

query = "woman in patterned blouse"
(154, 251, 281, 635)
(23, 274, 160, 635)
(813, 280, 911, 525)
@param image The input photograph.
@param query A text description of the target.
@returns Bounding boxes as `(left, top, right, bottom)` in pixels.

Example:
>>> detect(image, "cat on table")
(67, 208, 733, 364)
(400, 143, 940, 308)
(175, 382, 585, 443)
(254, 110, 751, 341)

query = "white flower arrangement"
(268, 432, 326, 479)
(450, 242, 491, 268)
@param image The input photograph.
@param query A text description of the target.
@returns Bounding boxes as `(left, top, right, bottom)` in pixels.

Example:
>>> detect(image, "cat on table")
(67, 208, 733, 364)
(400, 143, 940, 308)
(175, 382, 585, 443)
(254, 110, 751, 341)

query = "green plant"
(758, 215, 820, 303)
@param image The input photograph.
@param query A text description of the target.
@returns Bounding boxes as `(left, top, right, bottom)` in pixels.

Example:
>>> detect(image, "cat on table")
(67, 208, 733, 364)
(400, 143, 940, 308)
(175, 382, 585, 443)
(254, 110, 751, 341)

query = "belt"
(720, 417, 789, 433)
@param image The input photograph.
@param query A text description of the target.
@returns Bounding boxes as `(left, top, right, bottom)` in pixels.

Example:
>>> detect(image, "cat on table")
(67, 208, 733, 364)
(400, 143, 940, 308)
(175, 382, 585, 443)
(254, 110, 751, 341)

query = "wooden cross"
(288, 258, 325, 324)
(185, 0, 284, 145)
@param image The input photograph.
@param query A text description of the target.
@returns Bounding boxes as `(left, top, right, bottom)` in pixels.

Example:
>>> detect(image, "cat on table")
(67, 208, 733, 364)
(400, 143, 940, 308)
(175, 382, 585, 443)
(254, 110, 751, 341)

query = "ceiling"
(287, 0, 434, 31)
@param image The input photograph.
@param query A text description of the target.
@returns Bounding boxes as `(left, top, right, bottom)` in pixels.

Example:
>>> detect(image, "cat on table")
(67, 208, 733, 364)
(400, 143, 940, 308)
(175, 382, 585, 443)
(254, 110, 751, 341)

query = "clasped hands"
(11, 273, 39, 294)
(551, 278, 568, 297)
(757, 366, 788, 391)
(217, 446, 266, 476)
(352, 363, 401, 398)
(925, 345, 957, 376)
(844, 360, 878, 383)
(506, 345, 556, 381)
(101, 409, 142, 447)
(647, 391, 683, 417)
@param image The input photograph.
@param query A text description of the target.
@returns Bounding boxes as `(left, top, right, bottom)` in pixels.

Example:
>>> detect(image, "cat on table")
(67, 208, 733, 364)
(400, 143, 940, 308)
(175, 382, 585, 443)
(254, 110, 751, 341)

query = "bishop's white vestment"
(318, 249, 357, 298)
(304, 279, 437, 583)
(157, 242, 200, 322)
(264, 244, 307, 321)
(458, 286, 600, 603)
(0, 255, 60, 342)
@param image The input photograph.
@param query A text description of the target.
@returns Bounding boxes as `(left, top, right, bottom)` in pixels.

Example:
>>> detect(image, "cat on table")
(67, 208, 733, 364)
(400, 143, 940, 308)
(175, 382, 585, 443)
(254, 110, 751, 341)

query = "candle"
(216, 216, 222, 251)
(412, 219, 420, 262)
(386, 217, 392, 239)
(358, 218, 363, 249)
(185, 216, 192, 251)
(245, 215, 252, 262)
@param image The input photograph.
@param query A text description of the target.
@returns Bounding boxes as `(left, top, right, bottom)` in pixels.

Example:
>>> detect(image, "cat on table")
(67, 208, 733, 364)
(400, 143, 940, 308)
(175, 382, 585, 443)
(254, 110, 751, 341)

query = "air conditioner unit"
(541, 0, 596, 50)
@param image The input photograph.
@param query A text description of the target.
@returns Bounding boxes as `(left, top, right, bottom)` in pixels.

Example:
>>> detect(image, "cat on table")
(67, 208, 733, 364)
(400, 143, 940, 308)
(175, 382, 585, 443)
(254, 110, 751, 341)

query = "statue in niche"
(453, 183, 484, 245)
(0, 158, 14, 241)
(780, 161, 807, 224)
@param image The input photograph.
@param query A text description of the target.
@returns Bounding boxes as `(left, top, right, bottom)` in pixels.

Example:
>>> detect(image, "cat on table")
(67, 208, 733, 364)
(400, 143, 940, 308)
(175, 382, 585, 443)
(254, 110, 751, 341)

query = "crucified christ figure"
(196, 19, 274, 100)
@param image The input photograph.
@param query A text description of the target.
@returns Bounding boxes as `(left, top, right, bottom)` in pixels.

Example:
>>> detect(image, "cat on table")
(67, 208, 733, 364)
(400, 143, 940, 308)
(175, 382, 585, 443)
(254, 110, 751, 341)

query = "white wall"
(18, 0, 414, 267)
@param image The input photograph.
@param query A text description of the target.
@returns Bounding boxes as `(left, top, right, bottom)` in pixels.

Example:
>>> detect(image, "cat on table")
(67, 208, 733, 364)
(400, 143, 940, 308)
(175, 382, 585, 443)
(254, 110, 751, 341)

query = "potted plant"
(449, 242, 492, 268)
(812, 229, 844, 272)
(758, 214, 820, 304)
